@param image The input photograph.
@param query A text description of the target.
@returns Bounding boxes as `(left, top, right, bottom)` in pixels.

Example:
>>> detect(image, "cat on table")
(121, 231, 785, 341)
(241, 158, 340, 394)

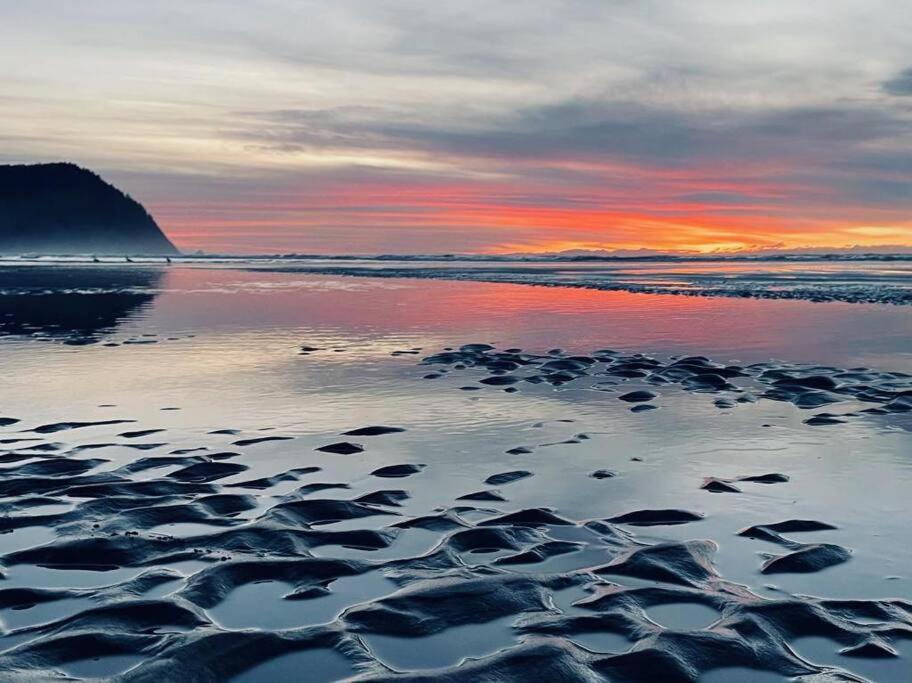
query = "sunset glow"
(2, 1, 911, 254)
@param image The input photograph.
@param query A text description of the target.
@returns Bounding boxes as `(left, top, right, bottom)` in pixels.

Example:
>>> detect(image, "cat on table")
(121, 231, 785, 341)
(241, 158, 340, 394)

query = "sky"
(2, 1, 912, 255)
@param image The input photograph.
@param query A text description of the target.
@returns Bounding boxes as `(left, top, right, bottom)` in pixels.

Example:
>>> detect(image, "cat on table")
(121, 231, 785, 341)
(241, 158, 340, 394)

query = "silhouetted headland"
(0, 162, 178, 255)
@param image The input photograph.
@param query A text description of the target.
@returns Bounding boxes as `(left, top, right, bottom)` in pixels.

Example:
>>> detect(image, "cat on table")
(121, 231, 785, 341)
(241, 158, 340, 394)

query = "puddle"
(231, 648, 356, 683)
(645, 602, 720, 630)
(310, 527, 440, 561)
(363, 615, 518, 671)
(149, 522, 236, 537)
(0, 526, 56, 554)
(59, 654, 144, 678)
(210, 572, 395, 630)
(2, 564, 143, 589)
(1, 597, 93, 630)
(700, 667, 787, 682)
(791, 635, 912, 683)
(569, 631, 631, 654)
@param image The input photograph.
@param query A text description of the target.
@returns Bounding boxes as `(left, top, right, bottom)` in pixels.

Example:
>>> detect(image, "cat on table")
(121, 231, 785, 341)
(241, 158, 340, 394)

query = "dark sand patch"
(31, 420, 136, 434)
(608, 509, 705, 527)
(119, 429, 165, 438)
(342, 426, 406, 436)
(231, 436, 293, 447)
(371, 464, 425, 479)
(316, 442, 364, 455)
(484, 471, 533, 486)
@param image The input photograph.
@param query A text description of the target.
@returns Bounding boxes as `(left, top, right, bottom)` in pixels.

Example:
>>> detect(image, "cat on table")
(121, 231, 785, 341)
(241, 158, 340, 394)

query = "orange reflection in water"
(147, 267, 911, 369)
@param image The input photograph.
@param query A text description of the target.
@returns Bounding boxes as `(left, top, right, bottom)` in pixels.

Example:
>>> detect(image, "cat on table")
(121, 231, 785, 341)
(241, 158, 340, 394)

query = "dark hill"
(0, 163, 178, 255)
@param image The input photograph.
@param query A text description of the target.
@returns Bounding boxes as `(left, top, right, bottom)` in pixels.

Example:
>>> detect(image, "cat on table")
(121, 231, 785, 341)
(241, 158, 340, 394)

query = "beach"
(0, 262, 910, 681)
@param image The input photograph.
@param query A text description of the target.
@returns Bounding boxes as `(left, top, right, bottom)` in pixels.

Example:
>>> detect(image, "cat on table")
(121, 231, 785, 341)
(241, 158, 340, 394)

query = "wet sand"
(0, 266, 910, 681)
(244, 257, 912, 305)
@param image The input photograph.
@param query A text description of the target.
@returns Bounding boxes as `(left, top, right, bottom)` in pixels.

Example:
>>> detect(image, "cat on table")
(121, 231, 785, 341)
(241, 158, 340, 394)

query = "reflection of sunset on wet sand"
(3, 1, 912, 679)
(0, 263, 910, 680)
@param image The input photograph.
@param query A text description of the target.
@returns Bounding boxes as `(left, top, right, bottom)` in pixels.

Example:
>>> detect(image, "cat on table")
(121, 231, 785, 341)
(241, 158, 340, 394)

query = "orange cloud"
(152, 166, 912, 254)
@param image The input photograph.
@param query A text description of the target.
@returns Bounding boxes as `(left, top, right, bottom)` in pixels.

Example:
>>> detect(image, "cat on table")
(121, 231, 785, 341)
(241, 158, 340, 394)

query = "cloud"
(241, 97, 912, 164)
(234, 96, 912, 215)
(883, 68, 912, 96)
(2, 1, 912, 253)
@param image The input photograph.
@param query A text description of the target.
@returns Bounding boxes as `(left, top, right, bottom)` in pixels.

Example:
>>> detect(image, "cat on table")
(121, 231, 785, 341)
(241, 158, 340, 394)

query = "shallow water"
(231, 649, 357, 683)
(0, 263, 909, 681)
(238, 255, 912, 304)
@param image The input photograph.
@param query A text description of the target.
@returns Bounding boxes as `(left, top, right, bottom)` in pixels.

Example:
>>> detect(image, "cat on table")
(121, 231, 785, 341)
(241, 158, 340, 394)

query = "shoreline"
(246, 264, 912, 306)
(1, 258, 911, 306)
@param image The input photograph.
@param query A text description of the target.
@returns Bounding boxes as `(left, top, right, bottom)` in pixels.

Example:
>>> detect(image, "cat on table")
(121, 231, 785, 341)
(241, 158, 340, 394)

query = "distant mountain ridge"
(0, 162, 178, 255)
